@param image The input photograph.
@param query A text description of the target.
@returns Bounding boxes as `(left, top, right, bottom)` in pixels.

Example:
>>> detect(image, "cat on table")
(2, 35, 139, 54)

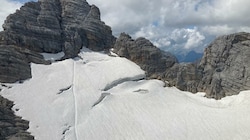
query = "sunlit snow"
(1, 48, 250, 140)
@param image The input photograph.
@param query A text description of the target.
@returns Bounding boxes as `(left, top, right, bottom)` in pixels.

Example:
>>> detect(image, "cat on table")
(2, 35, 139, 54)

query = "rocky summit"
(113, 33, 178, 79)
(114, 32, 250, 99)
(0, 1, 115, 139)
(0, 0, 115, 83)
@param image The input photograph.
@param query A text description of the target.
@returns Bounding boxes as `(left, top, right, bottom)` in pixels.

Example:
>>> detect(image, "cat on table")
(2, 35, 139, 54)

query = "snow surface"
(41, 52, 65, 61)
(1, 48, 250, 140)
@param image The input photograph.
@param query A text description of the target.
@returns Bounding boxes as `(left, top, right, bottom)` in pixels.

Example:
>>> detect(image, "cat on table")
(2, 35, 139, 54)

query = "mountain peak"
(0, 0, 115, 83)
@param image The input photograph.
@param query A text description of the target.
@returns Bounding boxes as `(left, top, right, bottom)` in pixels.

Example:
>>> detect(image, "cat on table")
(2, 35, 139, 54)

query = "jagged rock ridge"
(0, 94, 34, 140)
(3, 0, 249, 100)
(113, 32, 250, 99)
(0, 0, 249, 139)
(1, 0, 115, 55)
(0, 0, 115, 83)
(113, 33, 177, 79)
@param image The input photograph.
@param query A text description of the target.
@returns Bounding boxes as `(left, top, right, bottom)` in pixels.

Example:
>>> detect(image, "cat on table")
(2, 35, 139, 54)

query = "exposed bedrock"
(114, 32, 250, 99)
(0, 95, 34, 140)
(0, 0, 115, 83)
(198, 32, 250, 99)
(113, 33, 178, 78)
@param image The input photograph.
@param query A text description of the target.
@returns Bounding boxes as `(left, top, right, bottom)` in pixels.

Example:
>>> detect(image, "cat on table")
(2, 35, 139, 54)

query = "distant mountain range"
(175, 50, 203, 63)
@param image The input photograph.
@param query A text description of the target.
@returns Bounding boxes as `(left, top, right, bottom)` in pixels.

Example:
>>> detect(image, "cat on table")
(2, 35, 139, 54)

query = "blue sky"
(1, 0, 250, 54)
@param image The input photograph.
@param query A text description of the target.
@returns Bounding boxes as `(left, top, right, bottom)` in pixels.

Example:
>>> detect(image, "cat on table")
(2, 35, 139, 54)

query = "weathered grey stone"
(0, 45, 49, 83)
(0, 95, 34, 140)
(198, 32, 250, 99)
(113, 32, 250, 99)
(0, 0, 115, 82)
(1, 1, 63, 53)
(164, 32, 250, 99)
(164, 63, 202, 93)
(113, 33, 177, 78)
(1, 0, 115, 56)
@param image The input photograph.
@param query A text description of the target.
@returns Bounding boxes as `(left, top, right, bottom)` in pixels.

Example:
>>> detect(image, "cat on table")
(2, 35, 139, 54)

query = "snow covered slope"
(1, 48, 250, 140)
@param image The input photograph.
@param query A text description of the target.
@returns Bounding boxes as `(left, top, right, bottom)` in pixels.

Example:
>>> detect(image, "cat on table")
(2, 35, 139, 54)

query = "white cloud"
(201, 25, 250, 37)
(0, 0, 22, 31)
(88, 0, 250, 54)
(167, 28, 206, 53)
(1, 0, 250, 54)
(160, 27, 206, 51)
(183, 29, 205, 49)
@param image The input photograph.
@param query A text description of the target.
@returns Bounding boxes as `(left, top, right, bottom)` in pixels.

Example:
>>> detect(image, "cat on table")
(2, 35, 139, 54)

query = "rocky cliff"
(114, 32, 250, 99)
(0, 93, 34, 140)
(0, 0, 249, 100)
(0, 0, 115, 138)
(113, 33, 177, 79)
(198, 32, 250, 99)
(0, 0, 115, 83)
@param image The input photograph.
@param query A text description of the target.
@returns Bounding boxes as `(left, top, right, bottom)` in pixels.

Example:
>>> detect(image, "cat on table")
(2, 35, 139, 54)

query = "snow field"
(1, 48, 250, 140)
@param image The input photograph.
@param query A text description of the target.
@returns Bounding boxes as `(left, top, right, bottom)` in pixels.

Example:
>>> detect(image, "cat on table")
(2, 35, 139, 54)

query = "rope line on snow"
(72, 60, 79, 140)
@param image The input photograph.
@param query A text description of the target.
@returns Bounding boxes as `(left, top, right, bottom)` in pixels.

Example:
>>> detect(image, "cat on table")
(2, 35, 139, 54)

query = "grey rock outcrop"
(1, 0, 115, 56)
(114, 32, 250, 99)
(198, 32, 250, 99)
(164, 63, 202, 93)
(165, 32, 250, 99)
(113, 33, 177, 78)
(0, 45, 50, 83)
(163, 33, 250, 99)
(0, 0, 115, 83)
(0, 95, 34, 140)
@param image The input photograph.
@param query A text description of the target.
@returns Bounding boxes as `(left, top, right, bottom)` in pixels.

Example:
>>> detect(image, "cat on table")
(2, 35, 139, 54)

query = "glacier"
(1, 48, 250, 140)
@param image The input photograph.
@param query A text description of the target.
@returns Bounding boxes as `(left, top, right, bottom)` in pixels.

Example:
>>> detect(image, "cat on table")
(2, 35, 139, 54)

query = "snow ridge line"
(72, 61, 79, 140)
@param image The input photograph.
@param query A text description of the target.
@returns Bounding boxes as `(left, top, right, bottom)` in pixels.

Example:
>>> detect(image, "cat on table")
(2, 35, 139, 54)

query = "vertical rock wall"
(0, 0, 115, 83)
(114, 32, 250, 99)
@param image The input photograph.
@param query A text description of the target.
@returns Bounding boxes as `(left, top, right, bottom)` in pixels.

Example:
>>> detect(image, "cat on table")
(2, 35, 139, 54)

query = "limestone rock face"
(164, 32, 250, 99)
(1, 1, 63, 53)
(0, 95, 34, 140)
(1, 0, 115, 57)
(164, 63, 202, 93)
(198, 32, 250, 99)
(113, 32, 250, 99)
(0, 45, 49, 83)
(113, 33, 178, 78)
(0, 0, 115, 83)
